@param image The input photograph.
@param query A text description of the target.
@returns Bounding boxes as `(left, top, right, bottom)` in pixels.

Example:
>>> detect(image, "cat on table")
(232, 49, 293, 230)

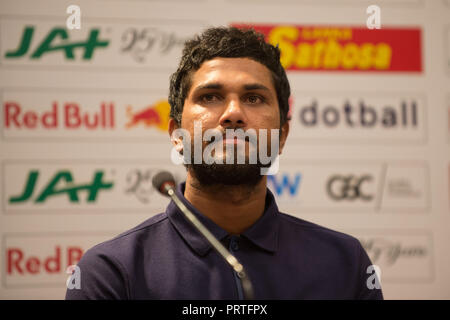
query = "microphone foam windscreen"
(152, 171, 176, 193)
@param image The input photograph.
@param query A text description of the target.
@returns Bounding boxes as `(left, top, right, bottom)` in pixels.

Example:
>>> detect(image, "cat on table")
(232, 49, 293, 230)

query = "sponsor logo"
(4, 26, 109, 61)
(290, 94, 425, 143)
(2, 160, 186, 213)
(233, 24, 422, 72)
(125, 100, 170, 132)
(120, 27, 189, 63)
(8, 170, 113, 204)
(326, 174, 422, 202)
(387, 178, 422, 198)
(267, 173, 302, 197)
(125, 168, 184, 204)
(351, 231, 433, 282)
(299, 100, 418, 128)
(326, 175, 373, 201)
(4, 100, 115, 131)
(7, 246, 83, 276)
(3, 233, 115, 287)
(0, 18, 204, 68)
(269, 161, 429, 212)
(1, 90, 171, 140)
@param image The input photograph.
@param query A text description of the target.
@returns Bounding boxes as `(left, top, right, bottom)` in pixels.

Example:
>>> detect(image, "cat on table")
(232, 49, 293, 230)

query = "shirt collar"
(166, 182, 279, 256)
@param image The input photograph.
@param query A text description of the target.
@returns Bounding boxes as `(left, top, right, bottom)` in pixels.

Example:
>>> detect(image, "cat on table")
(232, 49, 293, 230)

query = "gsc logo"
(326, 175, 373, 201)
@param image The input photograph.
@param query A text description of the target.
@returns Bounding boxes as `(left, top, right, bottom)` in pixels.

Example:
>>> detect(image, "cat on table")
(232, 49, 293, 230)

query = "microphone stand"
(163, 184, 254, 300)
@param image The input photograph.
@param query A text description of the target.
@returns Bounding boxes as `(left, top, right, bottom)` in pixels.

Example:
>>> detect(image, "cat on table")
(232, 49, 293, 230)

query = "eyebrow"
(243, 83, 271, 91)
(193, 82, 271, 92)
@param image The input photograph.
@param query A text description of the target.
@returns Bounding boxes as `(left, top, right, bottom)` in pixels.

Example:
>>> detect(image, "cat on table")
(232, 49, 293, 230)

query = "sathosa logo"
(125, 100, 170, 132)
(232, 23, 422, 72)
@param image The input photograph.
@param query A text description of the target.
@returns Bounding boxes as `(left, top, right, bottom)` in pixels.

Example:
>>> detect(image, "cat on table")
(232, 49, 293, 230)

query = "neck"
(183, 173, 267, 235)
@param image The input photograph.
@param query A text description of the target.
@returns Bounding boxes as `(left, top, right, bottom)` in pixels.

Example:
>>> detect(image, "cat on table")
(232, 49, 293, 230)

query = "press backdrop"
(0, 0, 449, 299)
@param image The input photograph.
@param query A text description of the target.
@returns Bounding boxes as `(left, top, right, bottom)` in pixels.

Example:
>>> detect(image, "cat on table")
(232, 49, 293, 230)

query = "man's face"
(169, 57, 289, 186)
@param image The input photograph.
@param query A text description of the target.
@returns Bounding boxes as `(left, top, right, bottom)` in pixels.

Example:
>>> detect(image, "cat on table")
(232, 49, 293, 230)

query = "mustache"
(206, 130, 256, 146)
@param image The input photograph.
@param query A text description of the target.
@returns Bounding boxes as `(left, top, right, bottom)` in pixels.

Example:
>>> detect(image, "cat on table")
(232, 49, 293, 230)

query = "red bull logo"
(126, 100, 170, 132)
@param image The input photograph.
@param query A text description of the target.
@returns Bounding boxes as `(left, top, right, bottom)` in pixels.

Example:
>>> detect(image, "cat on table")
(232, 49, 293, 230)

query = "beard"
(186, 142, 271, 187)
(189, 162, 264, 187)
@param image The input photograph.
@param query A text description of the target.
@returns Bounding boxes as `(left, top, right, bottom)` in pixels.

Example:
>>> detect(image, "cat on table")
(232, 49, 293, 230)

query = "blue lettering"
(268, 173, 301, 196)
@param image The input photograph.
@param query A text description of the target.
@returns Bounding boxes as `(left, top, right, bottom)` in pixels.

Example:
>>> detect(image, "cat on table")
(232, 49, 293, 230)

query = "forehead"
(189, 57, 275, 90)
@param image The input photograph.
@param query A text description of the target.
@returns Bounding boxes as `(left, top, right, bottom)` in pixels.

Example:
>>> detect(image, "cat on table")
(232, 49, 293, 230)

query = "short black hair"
(168, 26, 290, 127)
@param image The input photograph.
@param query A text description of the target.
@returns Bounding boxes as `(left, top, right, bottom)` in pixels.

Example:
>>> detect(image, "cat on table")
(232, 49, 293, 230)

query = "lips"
(223, 136, 245, 145)
(208, 135, 248, 145)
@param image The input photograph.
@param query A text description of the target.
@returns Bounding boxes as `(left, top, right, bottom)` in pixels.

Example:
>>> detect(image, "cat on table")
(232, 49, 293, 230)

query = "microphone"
(152, 171, 254, 300)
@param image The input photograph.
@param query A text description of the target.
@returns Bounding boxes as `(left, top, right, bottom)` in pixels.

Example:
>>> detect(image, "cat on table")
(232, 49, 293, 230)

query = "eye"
(199, 93, 221, 104)
(245, 94, 265, 104)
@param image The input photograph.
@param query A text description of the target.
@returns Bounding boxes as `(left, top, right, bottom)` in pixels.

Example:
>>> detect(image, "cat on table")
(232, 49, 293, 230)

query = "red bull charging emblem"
(126, 100, 170, 131)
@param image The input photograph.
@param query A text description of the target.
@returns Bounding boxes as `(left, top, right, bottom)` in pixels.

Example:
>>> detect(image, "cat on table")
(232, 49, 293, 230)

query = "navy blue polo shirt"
(65, 182, 383, 300)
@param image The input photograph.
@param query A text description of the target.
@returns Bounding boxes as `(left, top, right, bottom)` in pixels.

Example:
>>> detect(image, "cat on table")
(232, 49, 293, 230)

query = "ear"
(278, 121, 290, 155)
(168, 118, 183, 153)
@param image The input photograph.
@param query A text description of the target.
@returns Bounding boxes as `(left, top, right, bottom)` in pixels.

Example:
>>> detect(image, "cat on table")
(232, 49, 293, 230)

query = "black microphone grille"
(152, 171, 176, 195)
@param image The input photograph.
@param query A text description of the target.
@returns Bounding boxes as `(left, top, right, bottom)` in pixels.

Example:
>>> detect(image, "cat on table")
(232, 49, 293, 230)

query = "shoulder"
(277, 212, 361, 249)
(276, 212, 366, 264)
(75, 212, 170, 275)
(66, 212, 170, 299)
(276, 213, 383, 299)
(85, 212, 169, 258)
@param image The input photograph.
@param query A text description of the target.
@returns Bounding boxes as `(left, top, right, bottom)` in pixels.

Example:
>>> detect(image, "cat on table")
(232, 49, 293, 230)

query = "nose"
(219, 97, 248, 129)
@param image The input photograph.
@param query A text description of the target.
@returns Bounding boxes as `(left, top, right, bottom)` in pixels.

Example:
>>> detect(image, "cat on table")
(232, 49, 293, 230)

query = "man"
(66, 27, 383, 300)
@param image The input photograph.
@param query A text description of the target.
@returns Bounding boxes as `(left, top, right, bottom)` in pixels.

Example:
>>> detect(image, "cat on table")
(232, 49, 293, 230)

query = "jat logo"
(4, 26, 109, 60)
(233, 24, 422, 72)
(126, 100, 170, 132)
(9, 170, 113, 204)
